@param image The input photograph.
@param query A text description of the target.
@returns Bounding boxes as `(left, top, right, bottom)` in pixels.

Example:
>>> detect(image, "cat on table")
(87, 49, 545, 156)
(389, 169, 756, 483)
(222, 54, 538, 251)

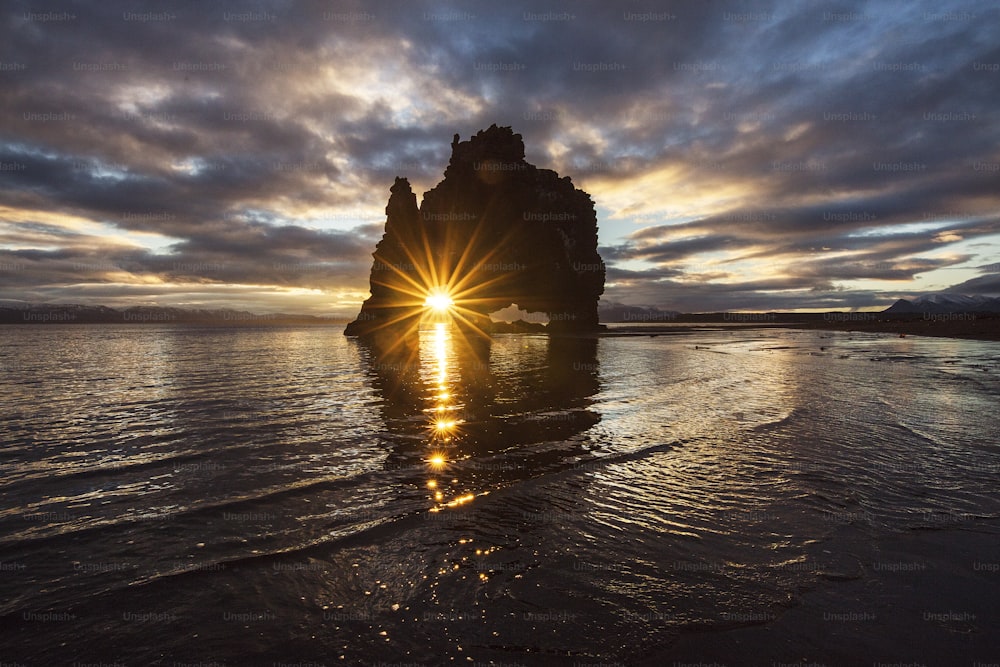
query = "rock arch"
(345, 125, 605, 338)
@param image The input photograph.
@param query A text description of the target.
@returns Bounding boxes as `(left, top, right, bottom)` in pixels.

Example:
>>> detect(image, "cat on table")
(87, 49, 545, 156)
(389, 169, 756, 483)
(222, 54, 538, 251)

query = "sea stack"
(345, 125, 605, 338)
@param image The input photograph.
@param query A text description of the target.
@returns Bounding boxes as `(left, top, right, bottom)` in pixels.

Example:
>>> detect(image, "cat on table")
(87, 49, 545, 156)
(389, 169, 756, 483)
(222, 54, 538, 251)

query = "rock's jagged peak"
(390, 175, 413, 194)
(446, 124, 526, 173)
(385, 176, 418, 222)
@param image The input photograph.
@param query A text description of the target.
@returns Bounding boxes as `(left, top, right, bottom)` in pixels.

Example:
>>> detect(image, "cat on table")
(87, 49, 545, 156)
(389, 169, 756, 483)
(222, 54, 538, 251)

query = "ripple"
(1, 325, 998, 663)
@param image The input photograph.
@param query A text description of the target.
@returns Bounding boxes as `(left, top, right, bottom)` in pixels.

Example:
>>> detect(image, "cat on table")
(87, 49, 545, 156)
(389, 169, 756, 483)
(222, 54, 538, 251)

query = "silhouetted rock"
(344, 125, 605, 338)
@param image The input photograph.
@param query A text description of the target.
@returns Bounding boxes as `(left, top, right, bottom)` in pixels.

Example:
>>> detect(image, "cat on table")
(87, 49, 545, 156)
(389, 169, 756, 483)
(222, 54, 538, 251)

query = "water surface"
(1, 324, 998, 664)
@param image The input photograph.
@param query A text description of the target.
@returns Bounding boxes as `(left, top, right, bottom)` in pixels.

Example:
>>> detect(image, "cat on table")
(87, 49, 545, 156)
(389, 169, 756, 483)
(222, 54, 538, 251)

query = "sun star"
(424, 291, 454, 313)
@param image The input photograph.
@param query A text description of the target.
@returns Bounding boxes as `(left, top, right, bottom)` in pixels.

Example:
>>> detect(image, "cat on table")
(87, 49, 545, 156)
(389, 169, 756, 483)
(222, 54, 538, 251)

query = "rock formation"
(345, 125, 605, 338)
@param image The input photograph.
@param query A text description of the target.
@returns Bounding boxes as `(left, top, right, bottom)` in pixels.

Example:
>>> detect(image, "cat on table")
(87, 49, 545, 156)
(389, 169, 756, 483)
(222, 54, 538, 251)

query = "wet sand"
(645, 523, 1000, 666)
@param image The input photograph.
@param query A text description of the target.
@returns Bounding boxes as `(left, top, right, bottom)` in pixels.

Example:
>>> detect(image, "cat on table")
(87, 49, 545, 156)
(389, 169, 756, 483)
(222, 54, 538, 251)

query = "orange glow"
(428, 453, 446, 468)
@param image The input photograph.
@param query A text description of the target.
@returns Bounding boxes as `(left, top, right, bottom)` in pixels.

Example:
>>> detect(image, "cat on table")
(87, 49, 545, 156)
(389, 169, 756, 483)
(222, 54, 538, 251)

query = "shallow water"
(1, 324, 998, 664)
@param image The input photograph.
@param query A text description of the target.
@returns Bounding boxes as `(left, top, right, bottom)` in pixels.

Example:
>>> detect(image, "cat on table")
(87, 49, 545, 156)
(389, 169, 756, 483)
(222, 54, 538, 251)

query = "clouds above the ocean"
(1, 0, 998, 314)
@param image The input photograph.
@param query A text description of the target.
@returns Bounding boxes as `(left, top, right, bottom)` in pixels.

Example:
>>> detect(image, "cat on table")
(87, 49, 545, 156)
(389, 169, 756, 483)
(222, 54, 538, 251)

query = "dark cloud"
(945, 271, 1000, 295)
(1, 0, 998, 312)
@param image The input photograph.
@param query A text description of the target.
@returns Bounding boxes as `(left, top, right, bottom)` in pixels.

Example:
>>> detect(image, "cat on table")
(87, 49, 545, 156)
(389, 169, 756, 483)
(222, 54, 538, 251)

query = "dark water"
(1, 324, 999, 665)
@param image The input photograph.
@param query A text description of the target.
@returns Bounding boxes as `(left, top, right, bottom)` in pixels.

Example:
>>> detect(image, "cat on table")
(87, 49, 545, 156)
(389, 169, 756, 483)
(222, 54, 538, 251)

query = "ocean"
(1, 324, 998, 665)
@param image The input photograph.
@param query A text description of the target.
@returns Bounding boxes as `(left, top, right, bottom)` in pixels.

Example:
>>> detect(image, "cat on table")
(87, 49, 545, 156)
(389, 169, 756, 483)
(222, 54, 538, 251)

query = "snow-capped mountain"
(883, 293, 1000, 315)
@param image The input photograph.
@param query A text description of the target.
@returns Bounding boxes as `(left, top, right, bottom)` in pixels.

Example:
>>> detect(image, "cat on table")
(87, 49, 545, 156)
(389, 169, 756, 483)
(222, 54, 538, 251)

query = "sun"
(423, 290, 454, 313)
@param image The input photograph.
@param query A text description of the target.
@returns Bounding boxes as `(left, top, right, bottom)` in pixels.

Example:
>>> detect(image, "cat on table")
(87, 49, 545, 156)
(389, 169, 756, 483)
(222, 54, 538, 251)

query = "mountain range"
(0, 303, 339, 325)
(882, 293, 1000, 315)
(598, 302, 681, 322)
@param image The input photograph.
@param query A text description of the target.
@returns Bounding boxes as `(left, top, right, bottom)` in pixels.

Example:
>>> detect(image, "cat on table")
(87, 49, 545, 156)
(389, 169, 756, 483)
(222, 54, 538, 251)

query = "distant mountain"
(0, 303, 341, 325)
(883, 293, 1000, 315)
(599, 302, 681, 323)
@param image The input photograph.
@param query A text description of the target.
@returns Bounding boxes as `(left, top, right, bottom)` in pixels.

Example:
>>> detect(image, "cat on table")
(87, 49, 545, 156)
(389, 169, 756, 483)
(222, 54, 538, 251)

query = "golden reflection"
(425, 323, 464, 443)
(419, 318, 478, 511)
(444, 493, 475, 507)
(361, 318, 602, 534)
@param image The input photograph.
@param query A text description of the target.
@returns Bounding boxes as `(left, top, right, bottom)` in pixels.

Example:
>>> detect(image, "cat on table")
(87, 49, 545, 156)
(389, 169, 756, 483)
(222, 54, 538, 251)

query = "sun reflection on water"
(421, 321, 470, 511)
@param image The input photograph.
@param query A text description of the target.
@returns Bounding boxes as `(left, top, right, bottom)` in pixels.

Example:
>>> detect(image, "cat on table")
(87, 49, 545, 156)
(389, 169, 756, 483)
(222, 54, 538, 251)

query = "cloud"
(1, 0, 998, 312)
(944, 269, 1000, 295)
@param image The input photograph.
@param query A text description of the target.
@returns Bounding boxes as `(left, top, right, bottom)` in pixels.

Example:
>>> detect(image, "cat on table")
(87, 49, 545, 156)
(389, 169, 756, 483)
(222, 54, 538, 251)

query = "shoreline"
(788, 316, 1000, 342)
(596, 317, 1000, 342)
(5, 317, 1000, 342)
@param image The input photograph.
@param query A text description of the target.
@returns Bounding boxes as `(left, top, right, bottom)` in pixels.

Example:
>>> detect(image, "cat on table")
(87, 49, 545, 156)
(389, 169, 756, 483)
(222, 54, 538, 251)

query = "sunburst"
(423, 290, 454, 313)
(356, 199, 535, 355)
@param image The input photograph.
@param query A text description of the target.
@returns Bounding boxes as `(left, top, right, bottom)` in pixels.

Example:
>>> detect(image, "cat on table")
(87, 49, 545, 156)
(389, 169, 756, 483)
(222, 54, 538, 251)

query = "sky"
(1, 0, 999, 316)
